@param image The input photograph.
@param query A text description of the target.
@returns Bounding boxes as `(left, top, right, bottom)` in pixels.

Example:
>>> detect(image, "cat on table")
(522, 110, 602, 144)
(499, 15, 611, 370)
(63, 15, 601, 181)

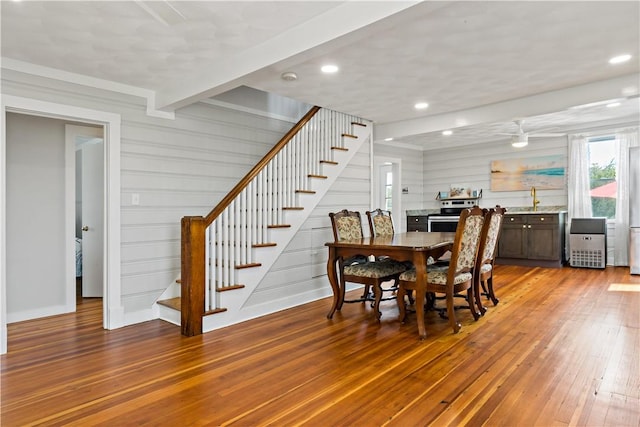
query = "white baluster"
(205, 225, 211, 311)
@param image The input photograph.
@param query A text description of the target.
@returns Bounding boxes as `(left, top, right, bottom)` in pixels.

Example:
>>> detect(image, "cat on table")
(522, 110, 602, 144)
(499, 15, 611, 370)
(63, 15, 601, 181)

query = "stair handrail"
(181, 105, 321, 336)
(204, 105, 321, 226)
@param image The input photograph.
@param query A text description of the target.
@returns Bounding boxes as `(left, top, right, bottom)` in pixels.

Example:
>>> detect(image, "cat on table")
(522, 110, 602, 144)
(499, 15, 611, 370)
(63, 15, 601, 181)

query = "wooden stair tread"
(320, 160, 338, 165)
(307, 174, 327, 179)
(252, 242, 277, 247)
(267, 224, 291, 229)
(342, 133, 357, 139)
(235, 262, 261, 269)
(283, 206, 304, 210)
(158, 297, 228, 316)
(351, 121, 367, 127)
(204, 307, 227, 316)
(217, 284, 245, 292)
(330, 146, 348, 152)
(157, 297, 181, 311)
(295, 189, 316, 194)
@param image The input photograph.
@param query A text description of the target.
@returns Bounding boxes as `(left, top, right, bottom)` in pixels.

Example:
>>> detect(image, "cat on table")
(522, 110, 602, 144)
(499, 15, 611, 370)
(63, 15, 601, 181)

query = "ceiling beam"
(153, 1, 420, 112)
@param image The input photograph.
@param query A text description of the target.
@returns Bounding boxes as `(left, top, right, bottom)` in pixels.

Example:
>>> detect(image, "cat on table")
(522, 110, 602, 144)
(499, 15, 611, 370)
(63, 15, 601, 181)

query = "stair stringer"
(201, 122, 371, 333)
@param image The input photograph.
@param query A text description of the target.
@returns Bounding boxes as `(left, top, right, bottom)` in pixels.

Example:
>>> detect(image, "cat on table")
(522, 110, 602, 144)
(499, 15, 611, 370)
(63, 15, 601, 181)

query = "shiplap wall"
(423, 137, 569, 212)
(422, 136, 621, 265)
(1, 69, 311, 320)
(245, 135, 372, 308)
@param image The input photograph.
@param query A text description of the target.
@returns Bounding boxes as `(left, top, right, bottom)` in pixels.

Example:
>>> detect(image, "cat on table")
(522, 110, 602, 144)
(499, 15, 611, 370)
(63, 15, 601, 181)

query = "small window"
(384, 171, 393, 210)
(588, 136, 616, 219)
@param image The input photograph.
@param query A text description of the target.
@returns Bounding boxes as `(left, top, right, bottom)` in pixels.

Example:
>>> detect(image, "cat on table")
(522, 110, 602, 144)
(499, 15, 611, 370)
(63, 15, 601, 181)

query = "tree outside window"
(588, 137, 616, 219)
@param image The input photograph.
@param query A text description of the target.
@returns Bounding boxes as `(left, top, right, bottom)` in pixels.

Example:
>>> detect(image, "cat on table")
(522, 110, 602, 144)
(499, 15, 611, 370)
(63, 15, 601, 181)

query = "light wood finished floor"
(2, 265, 639, 426)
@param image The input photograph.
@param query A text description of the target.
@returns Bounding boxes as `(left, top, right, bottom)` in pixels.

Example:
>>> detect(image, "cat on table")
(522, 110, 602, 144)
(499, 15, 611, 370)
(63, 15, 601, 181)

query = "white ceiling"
(2, 1, 639, 150)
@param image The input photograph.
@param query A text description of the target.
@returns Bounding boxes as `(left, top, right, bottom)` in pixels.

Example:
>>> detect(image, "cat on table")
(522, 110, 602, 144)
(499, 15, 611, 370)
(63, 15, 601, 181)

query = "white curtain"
(568, 134, 592, 219)
(614, 128, 639, 265)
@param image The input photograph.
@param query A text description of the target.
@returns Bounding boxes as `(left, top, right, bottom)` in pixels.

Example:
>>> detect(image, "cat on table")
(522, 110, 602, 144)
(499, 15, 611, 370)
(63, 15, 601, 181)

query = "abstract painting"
(490, 155, 565, 191)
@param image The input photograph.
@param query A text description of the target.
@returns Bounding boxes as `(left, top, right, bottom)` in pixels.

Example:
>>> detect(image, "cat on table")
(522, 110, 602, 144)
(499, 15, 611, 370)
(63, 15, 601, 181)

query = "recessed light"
(384, 137, 393, 142)
(414, 102, 429, 110)
(606, 102, 621, 108)
(442, 130, 453, 136)
(321, 64, 339, 73)
(609, 54, 631, 64)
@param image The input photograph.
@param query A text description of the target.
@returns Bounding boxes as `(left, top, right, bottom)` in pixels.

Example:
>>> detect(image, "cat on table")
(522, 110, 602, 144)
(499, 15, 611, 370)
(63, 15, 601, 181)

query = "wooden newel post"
(181, 216, 206, 336)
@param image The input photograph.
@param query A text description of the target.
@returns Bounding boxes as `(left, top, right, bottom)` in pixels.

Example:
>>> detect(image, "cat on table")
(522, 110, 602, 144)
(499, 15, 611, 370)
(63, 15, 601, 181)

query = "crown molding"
(1, 58, 175, 120)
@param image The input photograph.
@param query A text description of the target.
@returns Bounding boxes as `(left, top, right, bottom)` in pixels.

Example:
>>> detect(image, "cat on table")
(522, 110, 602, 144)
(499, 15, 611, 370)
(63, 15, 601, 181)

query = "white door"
(81, 140, 104, 297)
(67, 125, 104, 298)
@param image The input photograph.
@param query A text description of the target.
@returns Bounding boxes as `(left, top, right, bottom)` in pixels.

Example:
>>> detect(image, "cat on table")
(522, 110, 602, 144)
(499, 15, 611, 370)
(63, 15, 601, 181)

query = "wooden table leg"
(414, 255, 427, 340)
(326, 247, 340, 319)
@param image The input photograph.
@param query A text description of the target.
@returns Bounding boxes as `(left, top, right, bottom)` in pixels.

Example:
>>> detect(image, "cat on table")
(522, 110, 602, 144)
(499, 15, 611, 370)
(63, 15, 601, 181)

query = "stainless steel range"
(427, 199, 479, 232)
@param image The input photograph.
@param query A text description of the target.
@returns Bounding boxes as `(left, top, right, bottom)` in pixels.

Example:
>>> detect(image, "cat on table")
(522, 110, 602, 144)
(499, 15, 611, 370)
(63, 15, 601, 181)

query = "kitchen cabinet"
(407, 215, 428, 232)
(497, 212, 566, 268)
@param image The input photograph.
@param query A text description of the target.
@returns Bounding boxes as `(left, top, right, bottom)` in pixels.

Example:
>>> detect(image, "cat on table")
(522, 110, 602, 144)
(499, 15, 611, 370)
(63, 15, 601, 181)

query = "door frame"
(373, 156, 402, 230)
(1, 95, 123, 354)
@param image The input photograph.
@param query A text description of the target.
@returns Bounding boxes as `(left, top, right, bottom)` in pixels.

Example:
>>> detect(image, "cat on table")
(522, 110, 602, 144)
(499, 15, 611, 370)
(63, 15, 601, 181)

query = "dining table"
(326, 231, 455, 339)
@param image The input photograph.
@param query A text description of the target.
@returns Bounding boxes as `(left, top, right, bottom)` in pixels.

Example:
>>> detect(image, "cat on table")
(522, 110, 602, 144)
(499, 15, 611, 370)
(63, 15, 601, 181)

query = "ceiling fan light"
(511, 134, 528, 148)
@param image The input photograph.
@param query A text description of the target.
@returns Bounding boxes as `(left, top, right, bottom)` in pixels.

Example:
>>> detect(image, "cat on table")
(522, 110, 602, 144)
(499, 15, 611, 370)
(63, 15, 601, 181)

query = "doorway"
(373, 156, 402, 230)
(1, 95, 122, 354)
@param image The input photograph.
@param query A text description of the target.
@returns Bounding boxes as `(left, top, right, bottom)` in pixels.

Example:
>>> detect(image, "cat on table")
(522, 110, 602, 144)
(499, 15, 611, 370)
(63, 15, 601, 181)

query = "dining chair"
(366, 208, 415, 303)
(366, 208, 395, 237)
(473, 205, 506, 315)
(329, 209, 408, 320)
(396, 205, 484, 337)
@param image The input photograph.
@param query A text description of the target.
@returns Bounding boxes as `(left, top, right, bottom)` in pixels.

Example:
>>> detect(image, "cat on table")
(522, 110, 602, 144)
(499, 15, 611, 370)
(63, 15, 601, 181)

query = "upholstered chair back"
(452, 207, 485, 273)
(481, 209, 505, 261)
(329, 210, 364, 242)
(366, 209, 395, 237)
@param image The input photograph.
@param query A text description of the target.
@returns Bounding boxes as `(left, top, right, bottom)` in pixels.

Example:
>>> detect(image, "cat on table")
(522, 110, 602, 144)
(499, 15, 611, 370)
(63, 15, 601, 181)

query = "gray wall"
(246, 138, 372, 308)
(2, 69, 300, 320)
(6, 113, 69, 320)
(423, 137, 568, 212)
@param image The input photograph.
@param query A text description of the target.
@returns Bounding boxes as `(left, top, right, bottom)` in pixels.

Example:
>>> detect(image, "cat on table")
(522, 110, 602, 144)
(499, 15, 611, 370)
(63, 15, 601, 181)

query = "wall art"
(490, 155, 565, 191)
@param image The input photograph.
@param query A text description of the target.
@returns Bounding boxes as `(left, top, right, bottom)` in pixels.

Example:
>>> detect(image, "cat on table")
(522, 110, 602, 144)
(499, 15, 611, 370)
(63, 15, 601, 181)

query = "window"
(588, 136, 616, 218)
(384, 171, 393, 211)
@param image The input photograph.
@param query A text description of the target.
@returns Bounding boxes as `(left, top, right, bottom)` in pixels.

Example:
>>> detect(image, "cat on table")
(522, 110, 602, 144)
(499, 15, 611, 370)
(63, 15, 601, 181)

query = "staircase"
(156, 106, 372, 335)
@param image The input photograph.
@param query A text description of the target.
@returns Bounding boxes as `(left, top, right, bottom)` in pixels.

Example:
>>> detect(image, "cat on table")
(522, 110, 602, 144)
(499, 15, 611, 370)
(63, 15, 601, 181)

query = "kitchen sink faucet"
(531, 186, 540, 211)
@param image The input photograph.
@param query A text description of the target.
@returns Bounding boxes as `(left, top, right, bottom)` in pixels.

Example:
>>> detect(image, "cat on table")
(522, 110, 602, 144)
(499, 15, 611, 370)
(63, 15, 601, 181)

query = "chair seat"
(399, 268, 473, 285)
(344, 259, 407, 278)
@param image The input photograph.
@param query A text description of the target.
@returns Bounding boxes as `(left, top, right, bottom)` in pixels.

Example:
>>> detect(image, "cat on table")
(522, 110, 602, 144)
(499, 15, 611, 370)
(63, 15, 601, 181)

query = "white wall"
(6, 113, 69, 321)
(423, 137, 568, 212)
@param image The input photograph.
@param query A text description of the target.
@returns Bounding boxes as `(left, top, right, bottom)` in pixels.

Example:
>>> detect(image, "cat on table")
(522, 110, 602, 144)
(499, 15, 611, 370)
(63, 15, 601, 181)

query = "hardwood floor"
(2, 266, 639, 426)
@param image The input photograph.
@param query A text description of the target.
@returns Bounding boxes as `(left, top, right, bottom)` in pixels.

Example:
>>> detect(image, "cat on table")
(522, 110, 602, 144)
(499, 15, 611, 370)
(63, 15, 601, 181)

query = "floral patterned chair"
(366, 208, 395, 237)
(473, 205, 506, 315)
(396, 206, 484, 337)
(329, 209, 408, 320)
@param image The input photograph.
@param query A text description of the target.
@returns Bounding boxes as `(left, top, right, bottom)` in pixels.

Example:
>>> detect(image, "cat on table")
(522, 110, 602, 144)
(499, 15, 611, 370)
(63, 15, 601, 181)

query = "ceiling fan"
(500, 120, 565, 148)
